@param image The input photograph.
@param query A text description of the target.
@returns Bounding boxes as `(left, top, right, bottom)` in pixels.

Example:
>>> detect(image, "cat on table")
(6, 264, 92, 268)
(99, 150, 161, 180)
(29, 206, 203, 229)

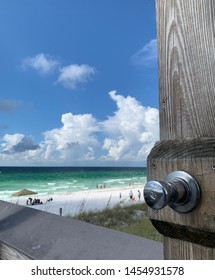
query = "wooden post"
(147, 0, 215, 259)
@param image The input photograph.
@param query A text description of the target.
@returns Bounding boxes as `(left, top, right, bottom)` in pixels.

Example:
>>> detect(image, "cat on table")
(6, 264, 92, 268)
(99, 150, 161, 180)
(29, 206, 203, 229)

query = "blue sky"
(0, 0, 159, 166)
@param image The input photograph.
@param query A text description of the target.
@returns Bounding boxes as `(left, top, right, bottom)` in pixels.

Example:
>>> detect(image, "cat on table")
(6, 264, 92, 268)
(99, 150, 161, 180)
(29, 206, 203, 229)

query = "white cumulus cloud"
(40, 112, 100, 163)
(101, 91, 159, 162)
(57, 64, 95, 90)
(131, 39, 157, 66)
(21, 53, 59, 74)
(1, 134, 39, 154)
(0, 91, 159, 165)
(21, 54, 96, 90)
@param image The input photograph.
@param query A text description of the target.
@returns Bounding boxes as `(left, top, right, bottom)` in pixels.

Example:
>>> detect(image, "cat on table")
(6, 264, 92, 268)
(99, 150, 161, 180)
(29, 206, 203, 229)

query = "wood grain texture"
(148, 0, 215, 259)
(149, 138, 215, 159)
(0, 241, 32, 260)
(157, 0, 215, 140)
(148, 139, 215, 232)
(163, 237, 215, 260)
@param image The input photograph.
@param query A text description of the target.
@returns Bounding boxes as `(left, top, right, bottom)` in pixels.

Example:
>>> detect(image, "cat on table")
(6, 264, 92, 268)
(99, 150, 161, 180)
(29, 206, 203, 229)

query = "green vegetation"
(72, 202, 163, 242)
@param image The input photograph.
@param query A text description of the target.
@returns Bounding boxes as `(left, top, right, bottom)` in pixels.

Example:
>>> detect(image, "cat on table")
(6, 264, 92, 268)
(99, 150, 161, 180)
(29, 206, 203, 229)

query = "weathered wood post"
(146, 0, 215, 259)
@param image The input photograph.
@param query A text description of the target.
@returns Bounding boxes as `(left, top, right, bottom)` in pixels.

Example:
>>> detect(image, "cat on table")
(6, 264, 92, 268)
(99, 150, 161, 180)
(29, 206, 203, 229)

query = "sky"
(0, 0, 159, 167)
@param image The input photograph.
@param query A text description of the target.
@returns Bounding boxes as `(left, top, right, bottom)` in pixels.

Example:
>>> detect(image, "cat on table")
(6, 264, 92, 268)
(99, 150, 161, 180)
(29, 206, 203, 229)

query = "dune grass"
(72, 202, 163, 242)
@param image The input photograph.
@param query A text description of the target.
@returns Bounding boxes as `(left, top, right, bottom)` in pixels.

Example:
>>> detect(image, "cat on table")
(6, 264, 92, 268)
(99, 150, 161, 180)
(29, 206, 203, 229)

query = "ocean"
(0, 166, 147, 200)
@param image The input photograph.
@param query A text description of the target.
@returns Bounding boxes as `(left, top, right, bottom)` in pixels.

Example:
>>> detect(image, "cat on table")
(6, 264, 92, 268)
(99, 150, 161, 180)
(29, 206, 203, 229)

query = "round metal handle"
(144, 171, 201, 213)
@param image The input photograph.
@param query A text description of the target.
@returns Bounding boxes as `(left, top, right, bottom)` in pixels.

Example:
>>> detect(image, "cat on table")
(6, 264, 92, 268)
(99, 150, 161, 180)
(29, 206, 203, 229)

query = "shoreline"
(8, 185, 145, 217)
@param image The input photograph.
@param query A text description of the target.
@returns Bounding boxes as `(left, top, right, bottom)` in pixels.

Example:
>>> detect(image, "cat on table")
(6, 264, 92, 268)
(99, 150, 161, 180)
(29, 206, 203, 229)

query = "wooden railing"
(0, 201, 163, 260)
(0, 241, 33, 260)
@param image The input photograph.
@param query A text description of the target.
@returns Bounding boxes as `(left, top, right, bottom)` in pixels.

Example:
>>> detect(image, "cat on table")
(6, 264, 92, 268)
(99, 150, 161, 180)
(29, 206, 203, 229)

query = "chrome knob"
(144, 171, 201, 213)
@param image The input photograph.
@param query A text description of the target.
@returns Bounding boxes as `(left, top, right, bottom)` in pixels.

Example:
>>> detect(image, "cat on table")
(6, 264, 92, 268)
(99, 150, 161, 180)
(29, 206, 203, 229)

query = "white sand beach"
(10, 185, 145, 217)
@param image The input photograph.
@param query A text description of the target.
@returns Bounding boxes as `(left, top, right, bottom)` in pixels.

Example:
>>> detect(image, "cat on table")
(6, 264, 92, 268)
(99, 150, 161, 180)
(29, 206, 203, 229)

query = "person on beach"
(129, 190, 133, 201)
(138, 190, 141, 200)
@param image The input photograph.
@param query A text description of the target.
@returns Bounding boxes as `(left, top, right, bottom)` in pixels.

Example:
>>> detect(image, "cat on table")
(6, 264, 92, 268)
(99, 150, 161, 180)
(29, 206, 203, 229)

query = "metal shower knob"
(144, 171, 201, 213)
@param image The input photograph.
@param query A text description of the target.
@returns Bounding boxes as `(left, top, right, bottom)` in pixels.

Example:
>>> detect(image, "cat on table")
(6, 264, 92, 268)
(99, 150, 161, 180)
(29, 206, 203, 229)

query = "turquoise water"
(0, 167, 147, 200)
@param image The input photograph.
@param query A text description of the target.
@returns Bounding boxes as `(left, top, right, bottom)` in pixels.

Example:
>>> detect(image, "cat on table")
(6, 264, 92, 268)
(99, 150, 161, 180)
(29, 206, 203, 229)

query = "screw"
(212, 164, 215, 170)
(162, 99, 166, 108)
